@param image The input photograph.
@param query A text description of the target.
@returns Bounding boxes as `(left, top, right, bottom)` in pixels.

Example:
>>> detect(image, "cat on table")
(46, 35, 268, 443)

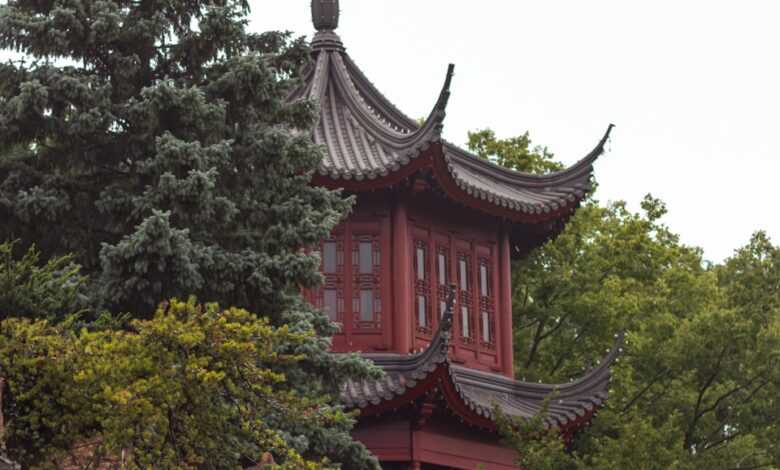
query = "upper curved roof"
(291, 24, 613, 223)
(290, 37, 452, 182)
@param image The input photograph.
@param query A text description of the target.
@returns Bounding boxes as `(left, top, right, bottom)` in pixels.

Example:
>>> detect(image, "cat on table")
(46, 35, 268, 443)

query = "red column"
(393, 198, 411, 354)
(499, 227, 514, 378)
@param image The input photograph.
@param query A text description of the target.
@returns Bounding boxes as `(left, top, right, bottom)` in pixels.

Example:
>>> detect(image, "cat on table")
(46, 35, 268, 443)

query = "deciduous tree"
(470, 129, 780, 469)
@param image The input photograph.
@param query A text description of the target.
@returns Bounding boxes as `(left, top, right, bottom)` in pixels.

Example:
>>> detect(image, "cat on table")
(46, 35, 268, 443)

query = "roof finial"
(311, 0, 340, 31)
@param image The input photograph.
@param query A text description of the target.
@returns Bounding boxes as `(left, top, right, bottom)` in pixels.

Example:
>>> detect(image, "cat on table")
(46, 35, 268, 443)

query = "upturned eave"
(341, 290, 624, 434)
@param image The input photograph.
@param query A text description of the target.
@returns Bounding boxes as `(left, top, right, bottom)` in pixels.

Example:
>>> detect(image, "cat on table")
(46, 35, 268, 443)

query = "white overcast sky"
(250, 0, 780, 263)
(2, 1, 776, 263)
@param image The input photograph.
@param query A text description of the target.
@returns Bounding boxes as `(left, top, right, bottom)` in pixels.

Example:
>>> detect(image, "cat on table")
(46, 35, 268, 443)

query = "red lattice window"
(478, 257, 495, 348)
(414, 240, 432, 335)
(352, 234, 382, 330)
(436, 246, 450, 319)
(316, 237, 345, 324)
(457, 252, 474, 343)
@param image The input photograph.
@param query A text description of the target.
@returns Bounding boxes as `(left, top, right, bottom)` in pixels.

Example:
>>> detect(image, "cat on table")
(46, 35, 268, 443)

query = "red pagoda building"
(296, 2, 621, 468)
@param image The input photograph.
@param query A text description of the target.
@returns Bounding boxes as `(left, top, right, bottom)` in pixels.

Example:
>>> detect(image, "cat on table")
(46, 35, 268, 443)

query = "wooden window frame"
(456, 250, 475, 345)
(313, 235, 345, 325)
(477, 255, 496, 349)
(435, 244, 451, 322)
(351, 233, 382, 331)
(413, 239, 432, 335)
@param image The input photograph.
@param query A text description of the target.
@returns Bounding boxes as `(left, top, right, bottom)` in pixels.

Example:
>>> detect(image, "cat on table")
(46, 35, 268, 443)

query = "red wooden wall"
(307, 189, 515, 376)
(353, 415, 518, 469)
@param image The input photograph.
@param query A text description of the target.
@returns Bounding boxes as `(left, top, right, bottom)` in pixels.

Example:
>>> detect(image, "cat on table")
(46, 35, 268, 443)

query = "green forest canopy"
(470, 129, 780, 469)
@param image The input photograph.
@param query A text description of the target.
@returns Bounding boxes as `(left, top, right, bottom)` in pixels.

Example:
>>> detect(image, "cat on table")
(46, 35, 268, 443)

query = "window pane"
(459, 258, 468, 291)
(324, 289, 338, 321)
(360, 289, 373, 321)
(482, 311, 490, 343)
(438, 253, 447, 286)
(359, 241, 372, 274)
(416, 247, 425, 280)
(417, 295, 427, 327)
(323, 242, 337, 273)
(480, 264, 488, 297)
(461, 306, 470, 337)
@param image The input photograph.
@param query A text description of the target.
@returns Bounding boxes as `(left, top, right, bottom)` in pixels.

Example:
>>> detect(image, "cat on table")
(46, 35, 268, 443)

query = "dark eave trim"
(443, 124, 615, 188)
(345, 290, 625, 432)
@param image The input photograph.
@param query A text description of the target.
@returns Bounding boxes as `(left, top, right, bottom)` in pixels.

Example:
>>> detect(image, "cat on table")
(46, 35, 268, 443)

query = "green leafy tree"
(467, 128, 561, 174)
(470, 129, 780, 469)
(495, 397, 577, 470)
(0, 1, 379, 467)
(0, 298, 357, 469)
(580, 229, 780, 469)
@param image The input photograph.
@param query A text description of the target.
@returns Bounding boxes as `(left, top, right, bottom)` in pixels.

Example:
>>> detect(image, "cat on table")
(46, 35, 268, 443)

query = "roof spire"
(311, 0, 343, 50)
(311, 0, 339, 31)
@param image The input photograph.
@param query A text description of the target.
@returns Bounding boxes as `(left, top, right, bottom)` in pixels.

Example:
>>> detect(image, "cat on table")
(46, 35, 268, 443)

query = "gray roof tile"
(340, 287, 623, 430)
(291, 29, 614, 222)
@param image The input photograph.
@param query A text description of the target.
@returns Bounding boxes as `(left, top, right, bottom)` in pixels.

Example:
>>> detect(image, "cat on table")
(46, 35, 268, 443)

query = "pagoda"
(296, 2, 620, 468)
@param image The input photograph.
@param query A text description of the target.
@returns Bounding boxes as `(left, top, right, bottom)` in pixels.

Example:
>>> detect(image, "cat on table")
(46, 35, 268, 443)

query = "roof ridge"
(343, 329, 624, 429)
(341, 53, 421, 131)
(450, 330, 624, 394)
(328, 53, 452, 149)
(298, 7, 614, 225)
(443, 124, 615, 187)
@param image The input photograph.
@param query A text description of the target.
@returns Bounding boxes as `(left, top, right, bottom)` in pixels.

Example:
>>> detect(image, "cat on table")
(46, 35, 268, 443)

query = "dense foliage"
(0, 0, 379, 467)
(468, 128, 561, 174)
(494, 398, 576, 470)
(472, 130, 780, 469)
(0, 241, 85, 322)
(0, 0, 347, 318)
(0, 298, 352, 469)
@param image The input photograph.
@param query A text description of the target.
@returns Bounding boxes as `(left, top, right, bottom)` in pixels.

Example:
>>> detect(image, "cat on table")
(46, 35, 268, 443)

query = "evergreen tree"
(0, 1, 379, 467)
(0, 0, 344, 319)
(0, 241, 85, 321)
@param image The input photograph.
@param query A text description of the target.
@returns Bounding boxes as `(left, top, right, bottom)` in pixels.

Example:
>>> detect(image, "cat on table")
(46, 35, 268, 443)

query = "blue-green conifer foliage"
(0, 1, 379, 467)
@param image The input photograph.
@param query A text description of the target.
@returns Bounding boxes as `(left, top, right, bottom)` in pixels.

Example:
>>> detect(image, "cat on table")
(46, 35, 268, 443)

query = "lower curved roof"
(341, 289, 622, 432)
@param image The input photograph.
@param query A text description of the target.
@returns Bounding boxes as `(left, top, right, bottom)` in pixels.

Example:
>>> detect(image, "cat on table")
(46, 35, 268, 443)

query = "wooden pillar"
(499, 226, 514, 378)
(410, 462, 422, 470)
(393, 198, 411, 354)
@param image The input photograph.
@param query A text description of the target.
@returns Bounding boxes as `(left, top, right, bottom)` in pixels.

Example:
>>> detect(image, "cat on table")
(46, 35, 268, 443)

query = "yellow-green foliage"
(0, 298, 341, 469)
